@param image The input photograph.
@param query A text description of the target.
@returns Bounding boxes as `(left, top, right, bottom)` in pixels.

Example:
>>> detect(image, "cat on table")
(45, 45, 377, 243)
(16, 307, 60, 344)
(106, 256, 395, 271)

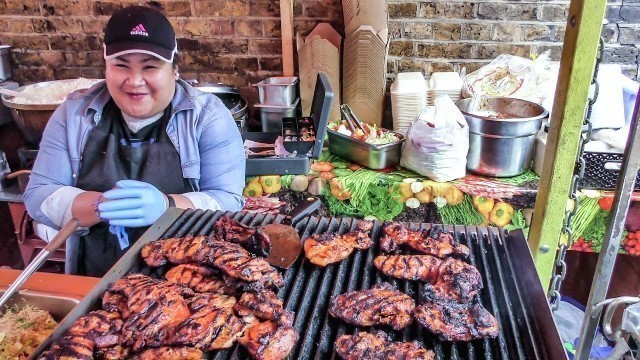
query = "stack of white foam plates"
(390, 72, 427, 135)
(426, 72, 463, 106)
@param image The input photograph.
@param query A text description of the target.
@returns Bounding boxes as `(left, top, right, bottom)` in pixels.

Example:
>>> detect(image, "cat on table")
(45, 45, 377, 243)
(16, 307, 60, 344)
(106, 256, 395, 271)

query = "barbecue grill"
(31, 208, 566, 360)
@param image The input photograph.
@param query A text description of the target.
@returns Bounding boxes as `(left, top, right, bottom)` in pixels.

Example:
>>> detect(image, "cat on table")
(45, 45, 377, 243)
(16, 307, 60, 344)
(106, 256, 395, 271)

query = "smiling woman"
(22, 5, 246, 277)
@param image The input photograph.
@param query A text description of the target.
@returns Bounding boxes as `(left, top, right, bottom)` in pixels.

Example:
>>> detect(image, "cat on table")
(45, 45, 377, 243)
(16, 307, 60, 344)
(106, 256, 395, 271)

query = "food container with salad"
(327, 120, 405, 170)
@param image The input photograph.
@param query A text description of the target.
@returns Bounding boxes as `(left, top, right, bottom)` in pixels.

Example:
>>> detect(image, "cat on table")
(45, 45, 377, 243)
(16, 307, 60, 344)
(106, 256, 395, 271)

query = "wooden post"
(280, 0, 295, 77)
(528, 0, 606, 289)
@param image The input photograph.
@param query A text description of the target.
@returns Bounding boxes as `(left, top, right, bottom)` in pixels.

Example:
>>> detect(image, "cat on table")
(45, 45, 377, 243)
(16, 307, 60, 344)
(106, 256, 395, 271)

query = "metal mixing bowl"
(456, 97, 548, 177)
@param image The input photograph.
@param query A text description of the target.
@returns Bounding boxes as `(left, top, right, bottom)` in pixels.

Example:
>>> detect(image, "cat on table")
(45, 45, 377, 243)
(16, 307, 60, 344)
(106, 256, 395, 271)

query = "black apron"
(75, 100, 192, 277)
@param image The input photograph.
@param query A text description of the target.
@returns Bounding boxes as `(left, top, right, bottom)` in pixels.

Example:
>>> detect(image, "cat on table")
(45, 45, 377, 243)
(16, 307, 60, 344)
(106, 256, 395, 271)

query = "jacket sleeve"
(196, 102, 246, 211)
(23, 102, 76, 230)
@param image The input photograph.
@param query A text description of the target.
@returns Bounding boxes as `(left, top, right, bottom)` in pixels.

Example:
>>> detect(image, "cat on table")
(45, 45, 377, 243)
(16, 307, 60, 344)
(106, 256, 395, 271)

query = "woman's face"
(105, 53, 177, 118)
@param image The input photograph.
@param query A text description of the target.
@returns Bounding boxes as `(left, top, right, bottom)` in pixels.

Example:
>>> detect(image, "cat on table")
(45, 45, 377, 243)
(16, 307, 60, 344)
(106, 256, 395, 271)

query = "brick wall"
(0, 0, 638, 106)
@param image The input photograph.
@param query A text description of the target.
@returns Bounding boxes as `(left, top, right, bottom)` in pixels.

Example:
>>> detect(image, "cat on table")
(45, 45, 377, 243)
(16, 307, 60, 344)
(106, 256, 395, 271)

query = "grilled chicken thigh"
(234, 289, 294, 326)
(380, 223, 470, 258)
(238, 320, 298, 360)
(414, 299, 499, 341)
(374, 255, 482, 302)
(165, 263, 234, 294)
(142, 237, 284, 288)
(329, 283, 415, 330)
(335, 331, 435, 360)
(211, 216, 272, 257)
(132, 346, 203, 360)
(304, 221, 373, 267)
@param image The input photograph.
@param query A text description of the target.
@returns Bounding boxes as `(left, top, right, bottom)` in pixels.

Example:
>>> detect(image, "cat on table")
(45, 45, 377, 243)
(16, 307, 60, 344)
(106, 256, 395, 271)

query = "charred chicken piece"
(304, 228, 372, 267)
(329, 283, 415, 330)
(40, 336, 95, 360)
(380, 223, 470, 258)
(102, 291, 130, 318)
(132, 346, 203, 360)
(142, 238, 284, 289)
(413, 299, 499, 342)
(167, 292, 247, 350)
(165, 263, 234, 294)
(212, 216, 272, 257)
(238, 320, 298, 360)
(95, 345, 130, 360)
(109, 274, 193, 351)
(374, 255, 482, 302)
(234, 289, 294, 326)
(41, 311, 123, 359)
(335, 331, 435, 360)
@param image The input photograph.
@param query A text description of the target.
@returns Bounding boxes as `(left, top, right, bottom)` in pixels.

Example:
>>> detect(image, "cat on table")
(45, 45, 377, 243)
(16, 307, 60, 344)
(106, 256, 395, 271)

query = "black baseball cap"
(103, 6, 177, 63)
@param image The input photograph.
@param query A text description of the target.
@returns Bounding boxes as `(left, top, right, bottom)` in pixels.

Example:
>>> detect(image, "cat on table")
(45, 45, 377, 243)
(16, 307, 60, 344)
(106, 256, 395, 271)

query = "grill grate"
(33, 209, 566, 360)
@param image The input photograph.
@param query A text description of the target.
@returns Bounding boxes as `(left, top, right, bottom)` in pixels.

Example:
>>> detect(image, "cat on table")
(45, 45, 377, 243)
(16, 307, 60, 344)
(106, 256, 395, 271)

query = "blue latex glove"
(98, 180, 167, 227)
(109, 225, 130, 250)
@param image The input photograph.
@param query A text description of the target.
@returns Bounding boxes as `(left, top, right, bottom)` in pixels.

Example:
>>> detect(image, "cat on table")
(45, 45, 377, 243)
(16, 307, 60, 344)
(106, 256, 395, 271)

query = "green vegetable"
(332, 168, 353, 177)
(19, 320, 35, 329)
(439, 195, 485, 226)
(582, 210, 609, 252)
(498, 170, 539, 186)
(280, 174, 295, 189)
(331, 160, 351, 168)
(505, 210, 526, 231)
(569, 196, 601, 240)
(325, 184, 404, 221)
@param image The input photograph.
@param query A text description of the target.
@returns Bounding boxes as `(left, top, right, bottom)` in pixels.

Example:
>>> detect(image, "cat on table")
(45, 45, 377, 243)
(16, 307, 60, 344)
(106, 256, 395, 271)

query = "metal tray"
(327, 129, 405, 169)
(0, 289, 82, 321)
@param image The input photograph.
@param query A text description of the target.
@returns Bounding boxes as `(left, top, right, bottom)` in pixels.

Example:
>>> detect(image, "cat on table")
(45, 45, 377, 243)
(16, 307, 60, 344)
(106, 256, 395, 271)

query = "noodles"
(0, 305, 57, 359)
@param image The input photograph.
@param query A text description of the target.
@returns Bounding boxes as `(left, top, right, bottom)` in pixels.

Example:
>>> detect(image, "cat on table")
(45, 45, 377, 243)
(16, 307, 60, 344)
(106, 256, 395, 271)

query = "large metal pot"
(194, 82, 248, 132)
(456, 97, 548, 177)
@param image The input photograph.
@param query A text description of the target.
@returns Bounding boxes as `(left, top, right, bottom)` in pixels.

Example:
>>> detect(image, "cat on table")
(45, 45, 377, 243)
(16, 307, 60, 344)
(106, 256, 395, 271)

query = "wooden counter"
(0, 269, 99, 298)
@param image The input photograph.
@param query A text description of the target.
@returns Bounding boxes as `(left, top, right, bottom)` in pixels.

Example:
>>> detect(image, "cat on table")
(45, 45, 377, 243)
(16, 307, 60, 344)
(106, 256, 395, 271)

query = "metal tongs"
(340, 104, 368, 135)
(0, 218, 79, 309)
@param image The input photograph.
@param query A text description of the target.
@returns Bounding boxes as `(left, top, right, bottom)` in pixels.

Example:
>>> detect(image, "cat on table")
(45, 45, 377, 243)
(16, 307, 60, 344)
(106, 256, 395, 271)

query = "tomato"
(598, 196, 614, 211)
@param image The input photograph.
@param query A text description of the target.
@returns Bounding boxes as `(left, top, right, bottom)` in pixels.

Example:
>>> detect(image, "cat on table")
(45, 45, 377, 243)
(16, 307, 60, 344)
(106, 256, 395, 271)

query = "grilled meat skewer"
(413, 299, 499, 341)
(141, 237, 284, 289)
(374, 255, 482, 302)
(335, 331, 435, 360)
(381, 223, 470, 258)
(238, 320, 298, 360)
(131, 346, 203, 360)
(212, 216, 271, 257)
(329, 282, 415, 330)
(304, 220, 374, 267)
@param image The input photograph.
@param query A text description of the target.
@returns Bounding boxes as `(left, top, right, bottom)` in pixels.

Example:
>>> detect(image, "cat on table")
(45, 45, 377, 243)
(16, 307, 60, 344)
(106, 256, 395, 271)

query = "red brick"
(154, 1, 192, 16)
(15, 66, 54, 83)
(2, 35, 50, 50)
(93, 1, 127, 16)
(249, 39, 281, 55)
(235, 20, 262, 37)
(259, 57, 282, 72)
(210, 20, 235, 36)
(235, 57, 259, 73)
(34, 18, 83, 33)
(263, 20, 281, 37)
(7, 19, 34, 33)
(194, 1, 248, 17)
(1, 0, 40, 15)
(49, 34, 102, 51)
(248, 0, 279, 17)
(42, 1, 91, 16)
(81, 18, 108, 34)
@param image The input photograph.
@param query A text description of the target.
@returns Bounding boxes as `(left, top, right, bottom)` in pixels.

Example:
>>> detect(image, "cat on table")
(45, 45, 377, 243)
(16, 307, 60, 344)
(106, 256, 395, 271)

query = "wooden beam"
(528, 0, 606, 289)
(280, 0, 295, 77)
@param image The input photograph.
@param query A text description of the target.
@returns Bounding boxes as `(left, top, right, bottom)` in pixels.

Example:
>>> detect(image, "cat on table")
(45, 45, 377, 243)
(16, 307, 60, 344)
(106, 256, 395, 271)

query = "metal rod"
(0, 250, 50, 307)
(575, 88, 640, 359)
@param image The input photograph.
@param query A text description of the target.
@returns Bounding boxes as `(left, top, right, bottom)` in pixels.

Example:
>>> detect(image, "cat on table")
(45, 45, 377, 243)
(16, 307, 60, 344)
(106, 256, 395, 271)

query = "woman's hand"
(98, 180, 168, 227)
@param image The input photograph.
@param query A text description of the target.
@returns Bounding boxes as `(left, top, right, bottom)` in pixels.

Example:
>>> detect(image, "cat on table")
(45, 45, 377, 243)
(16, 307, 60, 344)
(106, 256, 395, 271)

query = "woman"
(23, 5, 245, 276)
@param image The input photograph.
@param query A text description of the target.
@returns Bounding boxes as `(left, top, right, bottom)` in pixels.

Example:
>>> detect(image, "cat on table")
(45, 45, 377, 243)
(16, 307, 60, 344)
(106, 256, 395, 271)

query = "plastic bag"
(462, 51, 554, 104)
(400, 96, 469, 182)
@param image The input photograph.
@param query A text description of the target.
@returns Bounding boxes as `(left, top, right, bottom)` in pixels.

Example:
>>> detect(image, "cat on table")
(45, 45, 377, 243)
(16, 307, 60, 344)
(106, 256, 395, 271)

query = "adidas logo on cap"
(130, 24, 148, 36)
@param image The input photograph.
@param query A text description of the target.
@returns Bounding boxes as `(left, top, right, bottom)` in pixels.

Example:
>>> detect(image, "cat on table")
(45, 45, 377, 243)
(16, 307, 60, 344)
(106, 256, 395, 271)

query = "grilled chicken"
(304, 221, 373, 267)
(41, 311, 123, 359)
(413, 299, 499, 341)
(168, 292, 247, 350)
(374, 255, 482, 302)
(165, 263, 234, 294)
(329, 283, 415, 330)
(211, 216, 272, 257)
(132, 346, 203, 360)
(102, 291, 130, 318)
(234, 289, 294, 326)
(142, 237, 284, 289)
(95, 345, 130, 360)
(381, 223, 470, 258)
(109, 274, 193, 351)
(335, 331, 435, 360)
(238, 320, 298, 360)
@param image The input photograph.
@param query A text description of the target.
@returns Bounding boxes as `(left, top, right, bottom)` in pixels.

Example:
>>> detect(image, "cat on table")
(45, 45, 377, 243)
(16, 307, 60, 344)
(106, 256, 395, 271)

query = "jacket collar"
(83, 79, 196, 121)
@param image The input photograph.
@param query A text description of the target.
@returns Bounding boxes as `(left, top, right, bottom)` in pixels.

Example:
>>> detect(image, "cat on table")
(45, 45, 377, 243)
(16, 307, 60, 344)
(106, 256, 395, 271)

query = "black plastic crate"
(580, 150, 640, 190)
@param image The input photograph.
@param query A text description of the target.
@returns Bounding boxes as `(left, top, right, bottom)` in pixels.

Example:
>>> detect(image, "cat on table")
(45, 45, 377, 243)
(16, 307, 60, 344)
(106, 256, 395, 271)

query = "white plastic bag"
(400, 96, 469, 182)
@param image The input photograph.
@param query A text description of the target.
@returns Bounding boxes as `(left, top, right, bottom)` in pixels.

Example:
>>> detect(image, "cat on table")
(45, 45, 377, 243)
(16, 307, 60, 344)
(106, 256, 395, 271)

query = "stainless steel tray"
(0, 289, 82, 322)
(327, 129, 405, 169)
